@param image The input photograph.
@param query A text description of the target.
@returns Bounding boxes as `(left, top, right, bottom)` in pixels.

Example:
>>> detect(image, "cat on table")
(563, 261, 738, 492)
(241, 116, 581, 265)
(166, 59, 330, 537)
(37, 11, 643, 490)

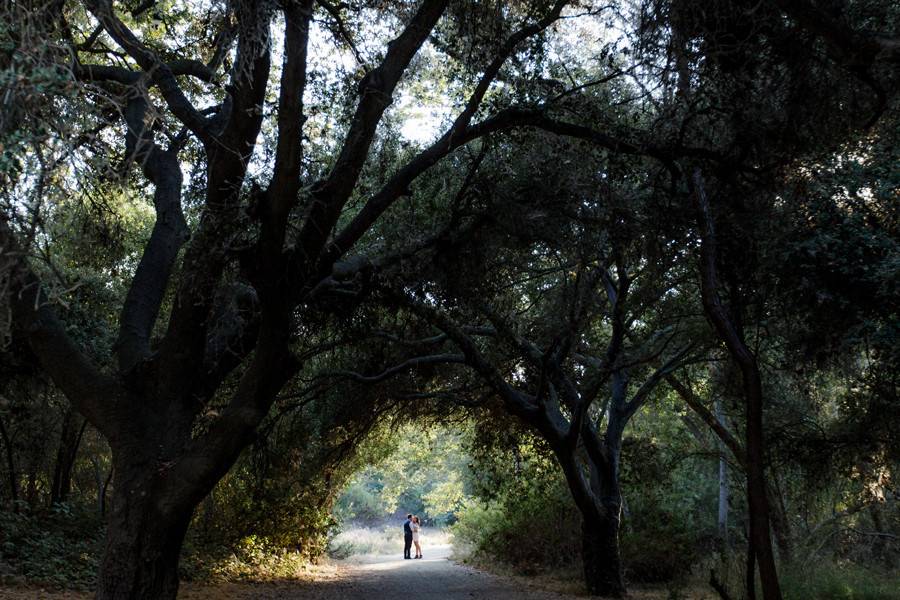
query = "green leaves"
(335, 422, 473, 525)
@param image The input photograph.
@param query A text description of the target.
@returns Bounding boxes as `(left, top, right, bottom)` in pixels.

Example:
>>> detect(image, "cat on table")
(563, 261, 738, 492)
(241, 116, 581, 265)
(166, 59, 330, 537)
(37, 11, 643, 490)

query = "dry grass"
(328, 524, 453, 561)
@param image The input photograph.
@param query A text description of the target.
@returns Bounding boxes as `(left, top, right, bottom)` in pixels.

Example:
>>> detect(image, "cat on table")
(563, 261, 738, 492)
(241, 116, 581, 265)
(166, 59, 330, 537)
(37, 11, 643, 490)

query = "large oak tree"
(1, 0, 588, 596)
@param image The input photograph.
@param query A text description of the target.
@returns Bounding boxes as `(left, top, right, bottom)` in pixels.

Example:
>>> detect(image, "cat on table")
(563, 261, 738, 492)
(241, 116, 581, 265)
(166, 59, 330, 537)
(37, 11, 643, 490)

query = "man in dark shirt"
(403, 514, 413, 559)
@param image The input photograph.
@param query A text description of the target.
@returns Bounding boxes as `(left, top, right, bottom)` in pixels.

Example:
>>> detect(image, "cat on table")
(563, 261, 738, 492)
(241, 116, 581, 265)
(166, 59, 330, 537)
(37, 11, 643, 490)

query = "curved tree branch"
(295, 0, 450, 267)
(319, 353, 466, 384)
(82, 0, 211, 140)
(115, 93, 189, 373)
(261, 0, 314, 264)
(319, 0, 570, 271)
(157, 1, 273, 386)
(0, 220, 120, 436)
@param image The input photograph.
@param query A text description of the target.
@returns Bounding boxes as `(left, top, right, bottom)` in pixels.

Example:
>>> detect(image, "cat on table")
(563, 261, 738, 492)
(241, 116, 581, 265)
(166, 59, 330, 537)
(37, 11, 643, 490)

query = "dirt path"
(0, 545, 583, 599)
(291, 544, 581, 600)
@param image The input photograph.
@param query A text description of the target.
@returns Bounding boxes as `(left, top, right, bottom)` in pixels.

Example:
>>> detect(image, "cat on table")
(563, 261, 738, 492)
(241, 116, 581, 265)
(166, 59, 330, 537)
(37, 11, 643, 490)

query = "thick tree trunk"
(95, 462, 192, 600)
(570, 425, 626, 597)
(746, 539, 757, 600)
(581, 512, 625, 597)
(555, 439, 627, 597)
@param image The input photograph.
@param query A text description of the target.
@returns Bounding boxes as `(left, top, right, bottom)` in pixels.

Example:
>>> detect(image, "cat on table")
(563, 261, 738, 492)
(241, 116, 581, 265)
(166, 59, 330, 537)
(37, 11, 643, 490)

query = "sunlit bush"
(452, 477, 580, 573)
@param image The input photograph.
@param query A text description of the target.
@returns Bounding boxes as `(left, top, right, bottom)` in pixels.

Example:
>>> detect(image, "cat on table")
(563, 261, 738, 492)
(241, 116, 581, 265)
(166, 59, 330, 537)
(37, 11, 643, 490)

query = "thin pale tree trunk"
(692, 170, 782, 600)
(717, 397, 729, 545)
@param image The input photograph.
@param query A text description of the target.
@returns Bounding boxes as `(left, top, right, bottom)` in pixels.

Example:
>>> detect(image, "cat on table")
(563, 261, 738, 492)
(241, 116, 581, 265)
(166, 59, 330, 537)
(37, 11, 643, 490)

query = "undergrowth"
(0, 505, 103, 590)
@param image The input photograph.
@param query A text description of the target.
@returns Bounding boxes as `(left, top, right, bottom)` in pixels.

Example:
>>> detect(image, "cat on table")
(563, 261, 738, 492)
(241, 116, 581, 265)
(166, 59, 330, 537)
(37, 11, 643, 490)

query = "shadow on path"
(180, 543, 580, 599)
(0, 544, 583, 599)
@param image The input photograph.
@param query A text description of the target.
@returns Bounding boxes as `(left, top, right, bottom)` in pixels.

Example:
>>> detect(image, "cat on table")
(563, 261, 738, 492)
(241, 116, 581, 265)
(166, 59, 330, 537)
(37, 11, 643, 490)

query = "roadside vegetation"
(1, 0, 898, 598)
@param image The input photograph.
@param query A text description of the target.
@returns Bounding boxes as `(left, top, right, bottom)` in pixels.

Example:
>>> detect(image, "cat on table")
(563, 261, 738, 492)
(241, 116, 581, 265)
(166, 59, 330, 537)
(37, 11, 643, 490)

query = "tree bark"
(742, 340, 782, 600)
(94, 457, 191, 600)
(100, 465, 113, 518)
(692, 170, 782, 600)
(581, 515, 625, 597)
(746, 539, 757, 600)
(556, 415, 627, 597)
(767, 479, 793, 563)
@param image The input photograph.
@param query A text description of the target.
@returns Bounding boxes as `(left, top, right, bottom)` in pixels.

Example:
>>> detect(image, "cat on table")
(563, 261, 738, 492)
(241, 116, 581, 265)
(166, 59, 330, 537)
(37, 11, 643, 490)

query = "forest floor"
(0, 544, 710, 599)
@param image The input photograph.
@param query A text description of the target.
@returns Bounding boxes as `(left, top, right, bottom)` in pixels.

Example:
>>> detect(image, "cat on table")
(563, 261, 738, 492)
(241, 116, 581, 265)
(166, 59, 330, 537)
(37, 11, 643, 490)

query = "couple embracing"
(402, 514, 423, 559)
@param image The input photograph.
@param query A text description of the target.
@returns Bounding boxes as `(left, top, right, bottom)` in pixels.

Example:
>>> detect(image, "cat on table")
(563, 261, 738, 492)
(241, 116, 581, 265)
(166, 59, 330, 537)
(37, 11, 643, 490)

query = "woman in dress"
(412, 515, 422, 559)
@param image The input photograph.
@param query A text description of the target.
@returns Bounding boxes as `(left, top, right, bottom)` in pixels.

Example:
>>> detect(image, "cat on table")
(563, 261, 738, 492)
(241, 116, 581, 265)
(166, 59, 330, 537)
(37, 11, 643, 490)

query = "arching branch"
(295, 0, 449, 266)
(262, 0, 314, 262)
(82, 0, 211, 140)
(319, 0, 570, 270)
(0, 221, 121, 436)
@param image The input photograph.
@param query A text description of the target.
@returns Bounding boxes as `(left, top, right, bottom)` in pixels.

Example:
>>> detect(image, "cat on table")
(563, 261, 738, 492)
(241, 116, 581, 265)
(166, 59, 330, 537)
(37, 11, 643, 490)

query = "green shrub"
(618, 437, 712, 583)
(335, 479, 387, 522)
(781, 562, 900, 600)
(181, 534, 312, 582)
(0, 505, 104, 589)
(327, 525, 401, 558)
(619, 503, 703, 583)
(452, 477, 580, 573)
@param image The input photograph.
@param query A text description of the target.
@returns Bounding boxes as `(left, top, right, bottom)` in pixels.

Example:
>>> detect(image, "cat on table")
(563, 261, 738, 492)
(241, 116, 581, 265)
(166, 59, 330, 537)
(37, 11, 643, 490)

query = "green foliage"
(186, 451, 338, 565)
(618, 491, 704, 583)
(0, 505, 103, 589)
(0, 7, 77, 181)
(452, 478, 580, 574)
(180, 535, 313, 583)
(780, 563, 900, 600)
(618, 428, 716, 583)
(454, 402, 726, 584)
(337, 479, 386, 523)
(335, 422, 472, 525)
(452, 423, 581, 573)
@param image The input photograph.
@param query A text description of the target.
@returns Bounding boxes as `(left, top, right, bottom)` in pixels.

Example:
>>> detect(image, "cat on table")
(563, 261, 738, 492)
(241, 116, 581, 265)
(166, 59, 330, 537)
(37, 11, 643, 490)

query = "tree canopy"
(1, 0, 898, 599)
